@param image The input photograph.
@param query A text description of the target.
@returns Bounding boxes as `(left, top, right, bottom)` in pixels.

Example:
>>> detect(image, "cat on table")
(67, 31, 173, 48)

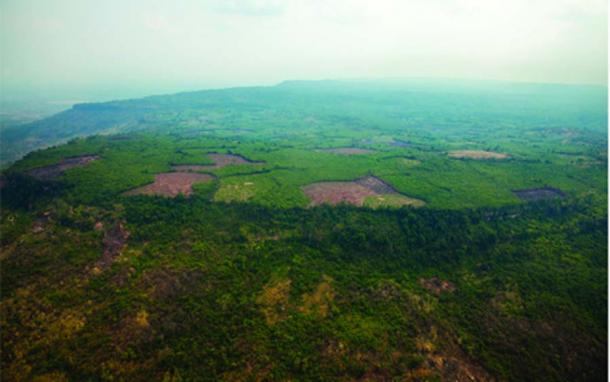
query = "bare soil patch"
(124, 173, 214, 197)
(303, 175, 425, 207)
(27, 155, 100, 180)
(448, 150, 508, 160)
(318, 148, 374, 155)
(172, 153, 262, 172)
(91, 221, 130, 273)
(420, 277, 456, 295)
(355, 176, 396, 194)
(303, 182, 378, 206)
(513, 187, 565, 201)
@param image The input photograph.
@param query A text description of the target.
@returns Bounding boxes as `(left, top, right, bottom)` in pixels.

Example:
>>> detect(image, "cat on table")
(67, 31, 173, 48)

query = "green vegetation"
(1, 80, 607, 381)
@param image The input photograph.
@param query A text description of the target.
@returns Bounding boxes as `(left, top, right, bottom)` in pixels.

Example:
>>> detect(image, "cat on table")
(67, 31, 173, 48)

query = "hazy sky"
(1, 0, 607, 99)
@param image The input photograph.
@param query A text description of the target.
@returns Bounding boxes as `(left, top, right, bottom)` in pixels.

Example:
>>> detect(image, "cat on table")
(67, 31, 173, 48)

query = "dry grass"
(299, 275, 334, 317)
(256, 278, 292, 325)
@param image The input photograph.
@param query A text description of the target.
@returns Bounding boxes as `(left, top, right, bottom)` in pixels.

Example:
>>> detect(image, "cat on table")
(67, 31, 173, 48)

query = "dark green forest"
(0, 80, 607, 381)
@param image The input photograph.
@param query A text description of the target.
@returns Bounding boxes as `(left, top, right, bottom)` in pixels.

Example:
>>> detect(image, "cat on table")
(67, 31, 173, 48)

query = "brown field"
(303, 182, 378, 206)
(172, 153, 261, 172)
(448, 150, 508, 159)
(124, 173, 214, 197)
(27, 155, 100, 180)
(354, 175, 396, 194)
(318, 148, 374, 155)
(303, 175, 425, 207)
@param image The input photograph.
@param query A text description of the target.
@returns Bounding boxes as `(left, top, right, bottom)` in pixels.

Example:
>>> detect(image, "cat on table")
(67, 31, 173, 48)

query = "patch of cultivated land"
(214, 181, 256, 202)
(513, 187, 565, 201)
(124, 173, 214, 197)
(303, 182, 377, 206)
(318, 148, 374, 155)
(172, 153, 261, 172)
(448, 150, 508, 159)
(27, 155, 100, 180)
(303, 175, 424, 207)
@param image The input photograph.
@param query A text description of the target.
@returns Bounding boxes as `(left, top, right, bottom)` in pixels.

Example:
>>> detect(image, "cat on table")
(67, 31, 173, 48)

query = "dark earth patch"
(513, 187, 565, 201)
(27, 155, 100, 180)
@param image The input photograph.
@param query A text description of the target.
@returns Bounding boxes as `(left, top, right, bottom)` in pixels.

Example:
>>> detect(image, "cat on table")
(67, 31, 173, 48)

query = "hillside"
(1, 80, 607, 381)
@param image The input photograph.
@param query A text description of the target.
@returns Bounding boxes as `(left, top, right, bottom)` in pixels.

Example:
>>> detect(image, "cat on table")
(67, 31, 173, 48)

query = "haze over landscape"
(1, 0, 607, 102)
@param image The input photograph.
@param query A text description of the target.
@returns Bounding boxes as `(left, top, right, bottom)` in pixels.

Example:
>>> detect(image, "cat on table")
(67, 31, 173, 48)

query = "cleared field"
(448, 150, 508, 159)
(214, 181, 256, 202)
(124, 173, 214, 197)
(27, 155, 100, 180)
(303, 182, 376, 206)
(513, 187, 565, 201)
(303, 176, 425, 208)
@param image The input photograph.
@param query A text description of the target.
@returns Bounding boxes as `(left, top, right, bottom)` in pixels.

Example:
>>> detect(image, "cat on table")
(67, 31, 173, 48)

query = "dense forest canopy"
(1, 80, 607, 381)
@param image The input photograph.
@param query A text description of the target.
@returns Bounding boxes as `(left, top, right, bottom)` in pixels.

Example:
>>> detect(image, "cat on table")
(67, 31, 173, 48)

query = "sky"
(0, 0, 607, 101)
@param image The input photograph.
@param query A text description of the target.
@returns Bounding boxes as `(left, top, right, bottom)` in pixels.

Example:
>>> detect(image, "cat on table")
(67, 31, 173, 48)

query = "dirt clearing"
(27, 155, 100, 180)
(172, 153, 262, 172)
(303, 175, 425, 207)
(513, 187, 565, 201)
(303, 182, 376, 206)
(124, 173, 214, 197)
(448, 150, 508, 160)
(318, 148, 374, 155)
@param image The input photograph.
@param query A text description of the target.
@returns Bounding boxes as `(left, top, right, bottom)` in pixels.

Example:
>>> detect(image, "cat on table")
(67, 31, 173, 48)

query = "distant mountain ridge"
(2, 79, 606, 165)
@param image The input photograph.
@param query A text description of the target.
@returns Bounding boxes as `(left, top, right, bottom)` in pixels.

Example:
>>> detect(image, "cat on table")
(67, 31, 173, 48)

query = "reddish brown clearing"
(27, 155, 100, 180)
(303, 175, 421, 207)
(303, 182, 377, 206)
(318, 148, 374, 155)
(124, 173, 214, 197)
(172, 153, 261, 172)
